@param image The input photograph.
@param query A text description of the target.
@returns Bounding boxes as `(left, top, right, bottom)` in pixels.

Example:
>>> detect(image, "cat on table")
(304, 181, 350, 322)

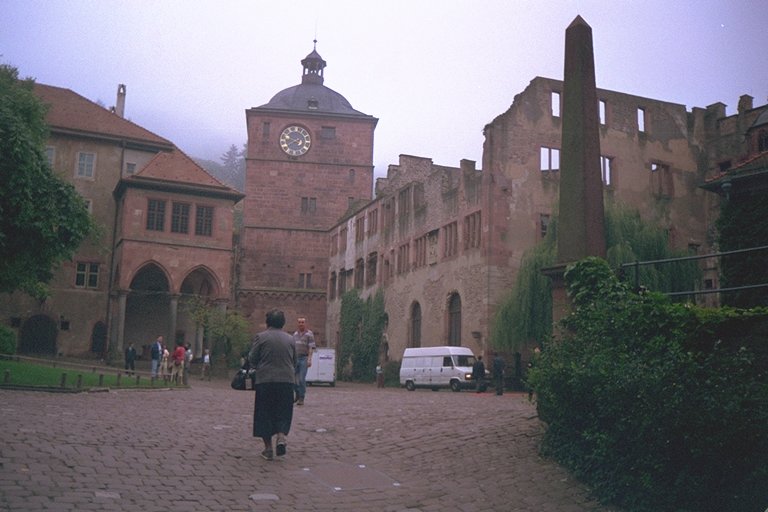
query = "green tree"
(183, 297, 250, 367)
(219, 143, 245, 192)
(490, 200, 700, 352)
(0, 64, 92, 298)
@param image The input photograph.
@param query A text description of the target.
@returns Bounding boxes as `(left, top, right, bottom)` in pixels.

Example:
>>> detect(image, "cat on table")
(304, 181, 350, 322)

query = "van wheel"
(450, 380, 461, 392)
(405, 381, 415, 391)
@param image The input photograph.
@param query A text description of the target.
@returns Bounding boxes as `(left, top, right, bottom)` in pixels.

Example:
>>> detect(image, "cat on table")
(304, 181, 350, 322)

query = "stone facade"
(325, 75, 768, 363)
(326, 155, 508, 360)
(0, 84, 242, 358)
(3, 46, 766, 365)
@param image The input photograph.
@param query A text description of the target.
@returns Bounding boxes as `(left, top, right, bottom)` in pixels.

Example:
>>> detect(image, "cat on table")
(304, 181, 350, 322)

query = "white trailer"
(305, 347, 336, 386)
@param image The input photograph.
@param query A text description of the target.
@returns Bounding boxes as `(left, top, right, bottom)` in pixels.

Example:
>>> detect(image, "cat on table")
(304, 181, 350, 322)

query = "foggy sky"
(2, 0, 767, 177)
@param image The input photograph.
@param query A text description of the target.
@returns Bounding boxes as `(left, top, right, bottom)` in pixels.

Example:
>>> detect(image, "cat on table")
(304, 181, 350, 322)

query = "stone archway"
(126, 263, 171, 357)
(179, 267, 220, 361)
(19, 314, 57, 355)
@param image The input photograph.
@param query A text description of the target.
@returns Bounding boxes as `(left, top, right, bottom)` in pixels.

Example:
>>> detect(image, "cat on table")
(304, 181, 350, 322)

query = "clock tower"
(238, 43, 378, 341)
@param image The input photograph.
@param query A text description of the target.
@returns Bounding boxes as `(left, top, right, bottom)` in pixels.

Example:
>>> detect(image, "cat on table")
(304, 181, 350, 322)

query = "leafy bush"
(338, 289, 387, 382)
(383, 360, 401, 387)
(0, 325, 16, 354)
(529, 257, 768, 512)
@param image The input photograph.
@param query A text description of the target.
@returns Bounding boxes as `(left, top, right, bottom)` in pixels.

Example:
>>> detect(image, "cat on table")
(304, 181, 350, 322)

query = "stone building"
(325, 76, 768, 362)
(0, 83, 243, 358)
(2, 44, 765, 364)
(237, 44, 377, 341)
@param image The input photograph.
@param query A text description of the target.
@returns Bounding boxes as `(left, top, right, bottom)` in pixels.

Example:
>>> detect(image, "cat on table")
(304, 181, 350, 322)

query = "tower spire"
(301, 40, 326, 85)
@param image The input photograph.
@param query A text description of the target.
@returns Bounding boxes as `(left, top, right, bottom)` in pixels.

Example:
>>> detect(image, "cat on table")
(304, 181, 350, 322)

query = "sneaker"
(276, 434, 287, 456)
(297, 398, 304, 406)
(261, 449, 273, 461)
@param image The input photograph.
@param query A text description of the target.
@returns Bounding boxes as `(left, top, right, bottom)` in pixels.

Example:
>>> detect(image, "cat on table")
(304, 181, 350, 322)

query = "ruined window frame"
(540, 146, 560, 172)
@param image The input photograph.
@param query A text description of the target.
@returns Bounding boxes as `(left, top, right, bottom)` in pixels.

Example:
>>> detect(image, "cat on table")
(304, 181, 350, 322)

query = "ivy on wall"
(490, 200, 701, 352)
(337, 289, 386, 381)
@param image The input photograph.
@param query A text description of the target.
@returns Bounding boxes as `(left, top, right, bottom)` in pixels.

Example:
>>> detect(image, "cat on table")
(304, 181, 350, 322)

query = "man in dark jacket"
(124, 343, 137, 375)
(472, 355, 486, 393)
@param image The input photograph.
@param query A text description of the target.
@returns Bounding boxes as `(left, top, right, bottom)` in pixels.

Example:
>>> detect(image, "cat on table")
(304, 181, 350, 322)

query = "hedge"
(529, 257, 768, 512)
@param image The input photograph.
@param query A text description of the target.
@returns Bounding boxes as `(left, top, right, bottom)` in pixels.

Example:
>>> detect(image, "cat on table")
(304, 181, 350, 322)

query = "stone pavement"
(0, 377, 621, 512)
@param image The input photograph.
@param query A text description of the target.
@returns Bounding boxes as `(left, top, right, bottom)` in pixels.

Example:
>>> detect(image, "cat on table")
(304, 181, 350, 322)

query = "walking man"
(292, 317, 316, 406)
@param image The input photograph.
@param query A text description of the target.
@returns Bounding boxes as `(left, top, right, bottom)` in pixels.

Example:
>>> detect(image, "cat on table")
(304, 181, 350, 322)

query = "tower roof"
(256, 42, 372, 118)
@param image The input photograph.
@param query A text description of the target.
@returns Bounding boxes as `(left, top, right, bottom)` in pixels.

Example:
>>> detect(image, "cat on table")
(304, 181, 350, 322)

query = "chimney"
(738, 94, 753, 114)
(115, 84, 126, 118)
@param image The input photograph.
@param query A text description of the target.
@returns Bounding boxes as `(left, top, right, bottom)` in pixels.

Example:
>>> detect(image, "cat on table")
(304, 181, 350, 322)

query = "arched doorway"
(179, 267, 219, 360)
(91, 321, 107, 356)
(447, 293, 462, 346)
(19, 314, 57, 355)
(126, 263, 171, 357)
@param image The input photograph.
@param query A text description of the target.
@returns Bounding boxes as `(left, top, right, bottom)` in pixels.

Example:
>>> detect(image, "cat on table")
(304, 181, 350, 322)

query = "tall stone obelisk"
(546, 16, 606, 325)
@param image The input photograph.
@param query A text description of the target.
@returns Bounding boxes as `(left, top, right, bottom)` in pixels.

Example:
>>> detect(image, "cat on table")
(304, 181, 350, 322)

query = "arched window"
(410, 302, 422, 348)
(448, 293, 461, 346)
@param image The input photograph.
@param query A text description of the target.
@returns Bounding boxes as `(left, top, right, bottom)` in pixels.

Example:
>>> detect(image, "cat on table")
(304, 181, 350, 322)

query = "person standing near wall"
(249, 309, 296, 460)
(124, 342, 137, 376)
(472, 355, 485, 393)
(150, 335, 163, 378)
(292, 317, 316, 406)
(171, 339, 186, 385)
(201, 348, 211, 381)
(493, 352, 505, 396)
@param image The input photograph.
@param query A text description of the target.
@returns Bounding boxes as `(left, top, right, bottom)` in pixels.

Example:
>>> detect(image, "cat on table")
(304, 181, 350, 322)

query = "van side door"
(432, 355, 453, 387)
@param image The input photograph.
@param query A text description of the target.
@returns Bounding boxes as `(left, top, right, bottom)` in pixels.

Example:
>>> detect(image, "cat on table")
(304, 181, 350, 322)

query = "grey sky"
(2, 0, 767, 177)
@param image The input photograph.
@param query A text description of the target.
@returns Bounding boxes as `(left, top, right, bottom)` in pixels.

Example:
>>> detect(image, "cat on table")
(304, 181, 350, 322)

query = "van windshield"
(455, 355, 476, 367)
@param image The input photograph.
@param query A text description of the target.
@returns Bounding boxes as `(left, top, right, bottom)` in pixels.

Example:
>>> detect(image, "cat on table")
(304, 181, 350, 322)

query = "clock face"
(279, 126, 311, 156)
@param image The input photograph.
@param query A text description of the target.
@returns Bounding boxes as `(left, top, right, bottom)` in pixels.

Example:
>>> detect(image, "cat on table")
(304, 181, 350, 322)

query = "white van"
(399, 346, 479, 392)
(305, 347, 336, 386)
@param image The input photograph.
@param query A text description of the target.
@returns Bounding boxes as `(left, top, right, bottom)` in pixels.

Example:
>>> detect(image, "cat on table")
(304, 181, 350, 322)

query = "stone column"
(115, 291, 127, 354)
(557, 15, 606, 264)
(169, 294, 179, 345)
(545, 16, 607, 328)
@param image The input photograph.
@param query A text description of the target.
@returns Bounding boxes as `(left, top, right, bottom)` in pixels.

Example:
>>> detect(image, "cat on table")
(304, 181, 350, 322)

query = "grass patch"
(0, 358, 169, 390)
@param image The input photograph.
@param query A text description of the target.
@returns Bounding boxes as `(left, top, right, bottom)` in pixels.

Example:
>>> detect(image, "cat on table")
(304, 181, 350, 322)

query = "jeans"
(295, 356, 309, 399)
(151, 359, 159, 378)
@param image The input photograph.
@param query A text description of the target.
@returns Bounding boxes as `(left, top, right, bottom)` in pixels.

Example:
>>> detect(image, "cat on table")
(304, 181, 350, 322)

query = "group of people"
(247, 311, 316, 461)
(147, 336, 206, 385)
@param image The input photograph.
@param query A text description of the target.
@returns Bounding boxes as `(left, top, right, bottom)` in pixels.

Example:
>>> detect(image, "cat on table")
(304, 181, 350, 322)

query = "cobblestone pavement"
(0, 377, 621, 512)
